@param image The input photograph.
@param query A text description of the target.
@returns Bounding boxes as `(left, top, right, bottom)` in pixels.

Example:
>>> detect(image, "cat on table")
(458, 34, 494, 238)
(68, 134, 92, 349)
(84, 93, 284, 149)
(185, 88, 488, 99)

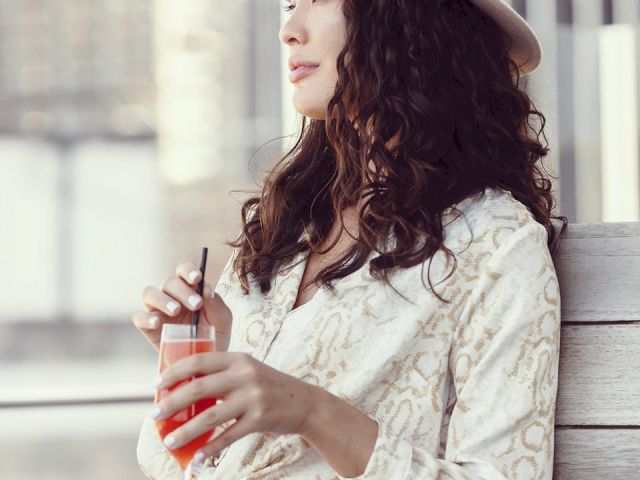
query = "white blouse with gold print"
(137, 186, 561, 479)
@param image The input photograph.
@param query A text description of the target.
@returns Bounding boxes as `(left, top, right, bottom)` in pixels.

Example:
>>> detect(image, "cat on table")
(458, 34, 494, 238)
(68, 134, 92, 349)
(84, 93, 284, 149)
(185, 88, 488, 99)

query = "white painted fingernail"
(188, 294, 201, 309)
(167, 301, 179, 314)
(188, 271, 199, 283)
(149, 316, 159, 328)
(194, 452, 205, 463)
(149, 406, 162, 419)
(210, 289, 216, 299)
(151, 375, 164, 388)
(163, 435, 176, 448)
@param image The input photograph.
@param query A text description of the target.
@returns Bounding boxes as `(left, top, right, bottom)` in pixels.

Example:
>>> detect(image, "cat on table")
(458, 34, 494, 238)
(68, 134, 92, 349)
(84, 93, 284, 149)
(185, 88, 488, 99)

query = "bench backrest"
(550, 221, 640, 478)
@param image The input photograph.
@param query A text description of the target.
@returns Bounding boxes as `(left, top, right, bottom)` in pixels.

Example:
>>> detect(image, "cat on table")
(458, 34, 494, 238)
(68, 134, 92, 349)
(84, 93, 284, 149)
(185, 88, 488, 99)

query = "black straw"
(191, 247, 208, 338)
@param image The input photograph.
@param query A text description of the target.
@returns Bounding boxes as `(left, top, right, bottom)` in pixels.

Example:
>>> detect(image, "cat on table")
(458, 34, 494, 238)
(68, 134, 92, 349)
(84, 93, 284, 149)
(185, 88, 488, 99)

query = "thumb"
(202, 283, 233, 351)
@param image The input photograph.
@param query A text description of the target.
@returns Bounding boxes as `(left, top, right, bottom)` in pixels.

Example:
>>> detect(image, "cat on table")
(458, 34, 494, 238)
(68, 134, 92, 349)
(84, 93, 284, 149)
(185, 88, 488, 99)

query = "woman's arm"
(300, 384, 380, 478)
(301, 222, 561, 480)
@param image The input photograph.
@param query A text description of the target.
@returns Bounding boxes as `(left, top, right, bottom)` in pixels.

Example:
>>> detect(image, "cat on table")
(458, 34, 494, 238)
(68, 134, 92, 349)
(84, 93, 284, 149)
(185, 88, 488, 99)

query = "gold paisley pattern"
(136, 187, 561, 480)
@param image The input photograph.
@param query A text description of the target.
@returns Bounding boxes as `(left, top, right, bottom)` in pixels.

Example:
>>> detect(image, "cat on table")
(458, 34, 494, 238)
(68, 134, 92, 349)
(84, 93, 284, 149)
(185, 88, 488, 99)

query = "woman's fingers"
(176, 261, 203, 286)
(203, 291, 232, 332)
(131, 310, 166, 351)
(142, 285, 183, 317)
(155, 371, 240, 421)
(133, 310, 166, 329)
(160, 275, 204, 313)
(162, 392, 245, 452)
(199, 412, 253, 460)
(201, 288, 233, 352)
(136, 260, 210, 353)
(136, 260, 228, 353)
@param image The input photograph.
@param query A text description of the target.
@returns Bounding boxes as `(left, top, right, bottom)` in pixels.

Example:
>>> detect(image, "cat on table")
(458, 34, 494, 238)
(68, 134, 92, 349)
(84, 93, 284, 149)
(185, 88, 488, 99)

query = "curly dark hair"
(225, 0, 568, 304)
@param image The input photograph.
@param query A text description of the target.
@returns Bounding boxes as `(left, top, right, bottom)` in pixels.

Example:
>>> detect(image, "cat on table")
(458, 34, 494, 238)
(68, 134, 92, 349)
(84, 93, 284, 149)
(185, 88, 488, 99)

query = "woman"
(134, 0, 568, 478)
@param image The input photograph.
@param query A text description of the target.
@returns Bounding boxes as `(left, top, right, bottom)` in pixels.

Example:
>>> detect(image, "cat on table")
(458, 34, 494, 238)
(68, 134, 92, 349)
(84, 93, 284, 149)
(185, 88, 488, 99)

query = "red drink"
(154, 337, 218, 470)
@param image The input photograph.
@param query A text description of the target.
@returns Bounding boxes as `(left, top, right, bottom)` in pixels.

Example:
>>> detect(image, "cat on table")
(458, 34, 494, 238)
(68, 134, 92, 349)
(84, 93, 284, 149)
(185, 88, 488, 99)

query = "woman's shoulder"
(442, 186, 547, 254)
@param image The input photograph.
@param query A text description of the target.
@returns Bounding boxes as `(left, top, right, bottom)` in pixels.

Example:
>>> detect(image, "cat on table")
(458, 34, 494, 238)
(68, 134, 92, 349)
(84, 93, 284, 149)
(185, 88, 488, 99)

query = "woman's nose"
(279, 16, 307, 46)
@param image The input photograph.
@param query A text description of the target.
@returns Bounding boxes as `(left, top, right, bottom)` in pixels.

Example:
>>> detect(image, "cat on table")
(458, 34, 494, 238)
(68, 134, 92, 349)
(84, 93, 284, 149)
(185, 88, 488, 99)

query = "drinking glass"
(154, 323, 219, 479)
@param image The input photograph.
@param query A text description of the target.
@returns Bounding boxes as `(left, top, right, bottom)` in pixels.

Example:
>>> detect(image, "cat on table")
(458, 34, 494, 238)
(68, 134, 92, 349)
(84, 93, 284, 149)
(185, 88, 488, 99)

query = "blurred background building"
(0, 0, 639, 478)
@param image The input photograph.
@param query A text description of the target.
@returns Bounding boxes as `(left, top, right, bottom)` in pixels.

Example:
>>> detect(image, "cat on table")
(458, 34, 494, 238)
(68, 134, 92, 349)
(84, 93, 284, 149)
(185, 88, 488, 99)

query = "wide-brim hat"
(469, 0, 543, 76)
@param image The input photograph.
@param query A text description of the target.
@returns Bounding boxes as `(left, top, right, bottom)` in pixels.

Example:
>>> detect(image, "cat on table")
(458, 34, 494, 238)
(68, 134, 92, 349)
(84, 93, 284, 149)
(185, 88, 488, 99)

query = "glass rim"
(160, 323, 215, 341)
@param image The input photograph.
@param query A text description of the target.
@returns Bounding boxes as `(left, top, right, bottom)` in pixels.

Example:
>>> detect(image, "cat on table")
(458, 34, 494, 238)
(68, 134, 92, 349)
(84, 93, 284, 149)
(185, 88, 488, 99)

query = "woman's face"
(279, 0, 346, 120)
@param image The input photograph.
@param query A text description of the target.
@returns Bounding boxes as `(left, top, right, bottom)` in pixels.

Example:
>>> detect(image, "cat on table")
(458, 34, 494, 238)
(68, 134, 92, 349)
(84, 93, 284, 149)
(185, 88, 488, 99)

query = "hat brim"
(468, 0, 542, 76)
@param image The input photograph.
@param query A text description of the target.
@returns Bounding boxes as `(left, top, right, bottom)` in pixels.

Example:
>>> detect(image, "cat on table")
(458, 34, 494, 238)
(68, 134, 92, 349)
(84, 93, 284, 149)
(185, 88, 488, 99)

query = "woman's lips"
(289, 65, 319, 83)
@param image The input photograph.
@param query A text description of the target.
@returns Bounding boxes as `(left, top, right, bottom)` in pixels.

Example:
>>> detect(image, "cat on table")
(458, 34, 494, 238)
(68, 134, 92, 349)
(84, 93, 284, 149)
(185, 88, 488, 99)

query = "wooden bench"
(549, 220, 640, 478)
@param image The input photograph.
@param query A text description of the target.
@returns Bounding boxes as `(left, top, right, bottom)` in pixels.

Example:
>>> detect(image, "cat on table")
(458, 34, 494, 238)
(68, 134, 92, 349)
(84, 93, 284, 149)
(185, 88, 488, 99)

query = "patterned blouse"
(136, 186, 561, 479)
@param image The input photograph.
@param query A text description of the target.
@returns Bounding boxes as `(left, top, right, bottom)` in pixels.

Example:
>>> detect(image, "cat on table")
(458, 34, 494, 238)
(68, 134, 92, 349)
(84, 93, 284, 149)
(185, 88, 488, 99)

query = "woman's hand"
(149, 351, 317, 459)
(131, 261, 233, 353)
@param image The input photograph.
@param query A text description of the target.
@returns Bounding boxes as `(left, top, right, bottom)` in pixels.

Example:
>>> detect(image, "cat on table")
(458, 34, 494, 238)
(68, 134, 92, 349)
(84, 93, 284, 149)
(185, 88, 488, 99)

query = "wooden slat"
(556, 324, 640, 425)
(551, 222, 640, 322)
(554, 428, 640, 479)
(554, 221, 640, 240)
(552, 221, 640, 476)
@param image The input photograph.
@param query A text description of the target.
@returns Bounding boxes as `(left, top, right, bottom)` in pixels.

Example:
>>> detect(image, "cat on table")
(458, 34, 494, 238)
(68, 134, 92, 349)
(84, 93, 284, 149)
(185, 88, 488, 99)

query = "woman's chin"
(293, 105, 325, 120)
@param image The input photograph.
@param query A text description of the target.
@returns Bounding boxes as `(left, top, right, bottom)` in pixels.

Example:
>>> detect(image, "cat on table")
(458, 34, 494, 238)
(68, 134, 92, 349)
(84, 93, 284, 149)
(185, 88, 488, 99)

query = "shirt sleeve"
(337, 222, 561, 480)
(136, 412, 183, 480)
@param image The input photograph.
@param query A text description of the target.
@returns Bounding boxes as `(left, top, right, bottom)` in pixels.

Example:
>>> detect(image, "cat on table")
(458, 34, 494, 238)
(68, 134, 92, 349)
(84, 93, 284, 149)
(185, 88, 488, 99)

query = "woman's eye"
(281, 0, 317, 14)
